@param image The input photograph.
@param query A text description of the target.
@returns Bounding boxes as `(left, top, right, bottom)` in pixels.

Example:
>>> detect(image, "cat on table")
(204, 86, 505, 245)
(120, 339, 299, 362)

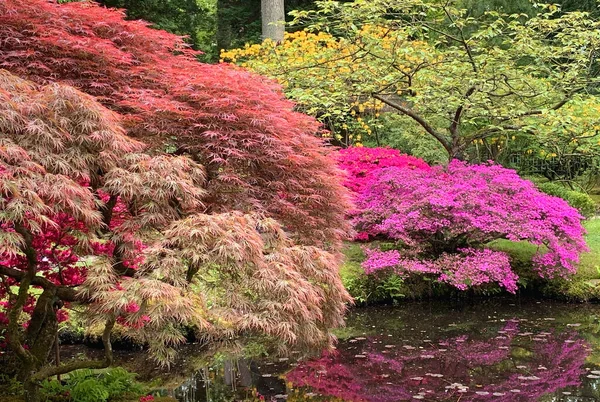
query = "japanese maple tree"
(0, 68, 350, 402)
(0, 0, 350, 248)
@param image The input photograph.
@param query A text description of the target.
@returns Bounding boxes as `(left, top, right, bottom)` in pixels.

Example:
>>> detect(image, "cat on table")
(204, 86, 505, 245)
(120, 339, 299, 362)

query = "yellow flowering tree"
(221, 0, 600, 162)
(222, 28, 437, 146)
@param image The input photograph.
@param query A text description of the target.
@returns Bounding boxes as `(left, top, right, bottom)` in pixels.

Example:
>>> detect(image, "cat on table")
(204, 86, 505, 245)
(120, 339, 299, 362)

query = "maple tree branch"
(372, 93, 451, 155)
(7, 223, 37, 365)
(0, 266, 80, 302)
(100, 194, 118, 229)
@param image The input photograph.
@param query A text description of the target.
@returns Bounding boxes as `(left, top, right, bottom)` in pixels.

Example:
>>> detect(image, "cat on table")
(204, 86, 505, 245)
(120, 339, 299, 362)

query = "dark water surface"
(158, 298, 600, 401)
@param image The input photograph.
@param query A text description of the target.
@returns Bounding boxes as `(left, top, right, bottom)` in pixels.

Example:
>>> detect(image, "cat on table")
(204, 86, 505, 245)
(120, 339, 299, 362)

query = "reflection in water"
(287, 321, 587, 401)
(165, 299, 600, 401)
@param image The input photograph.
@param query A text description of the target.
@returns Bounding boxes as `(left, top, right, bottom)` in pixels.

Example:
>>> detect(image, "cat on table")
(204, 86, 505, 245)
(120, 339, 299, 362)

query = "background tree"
(90, 0, 218, 60)
(57, 0, 598, 63)
(262, 0, 285, 42)
(222, 1, 600, 161)
(217, 0, 316, 50)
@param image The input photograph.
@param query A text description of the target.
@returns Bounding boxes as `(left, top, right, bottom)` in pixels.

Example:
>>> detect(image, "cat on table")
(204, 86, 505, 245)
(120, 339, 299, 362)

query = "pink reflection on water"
(286, 320, 588, 401)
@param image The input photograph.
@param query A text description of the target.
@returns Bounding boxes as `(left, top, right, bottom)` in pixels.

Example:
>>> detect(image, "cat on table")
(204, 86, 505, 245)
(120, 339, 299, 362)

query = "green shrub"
(536, 181, 597, 217)
(40, 367, 145, 402)
(0, 375, 23, 398)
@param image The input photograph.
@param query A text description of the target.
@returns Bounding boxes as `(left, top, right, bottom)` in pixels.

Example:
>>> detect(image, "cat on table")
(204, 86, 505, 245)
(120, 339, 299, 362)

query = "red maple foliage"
(0, 0, 350, 247)
(0, 2, 353, 399)
(0, 68, 351, 401)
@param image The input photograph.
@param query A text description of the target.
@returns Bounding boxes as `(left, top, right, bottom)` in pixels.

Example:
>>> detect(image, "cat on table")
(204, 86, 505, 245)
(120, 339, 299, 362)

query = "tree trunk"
(26, 289, 59, 365)
(216, 0, 234, 51)
(261, 0, 285, 42)
(23, 377, 41, 402)
(17, 289, 59, 402)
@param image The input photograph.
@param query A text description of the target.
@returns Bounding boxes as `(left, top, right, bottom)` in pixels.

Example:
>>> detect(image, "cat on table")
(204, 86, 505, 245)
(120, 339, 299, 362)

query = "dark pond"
(156, 298, 600, 401)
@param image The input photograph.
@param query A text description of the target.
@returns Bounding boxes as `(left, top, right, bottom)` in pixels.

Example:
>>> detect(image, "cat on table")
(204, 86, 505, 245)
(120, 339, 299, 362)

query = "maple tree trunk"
(19, 290, 58, 402)
(26, 289, 59, 365)
(261, 0, 285, 42)
(23, 379, 41, 402)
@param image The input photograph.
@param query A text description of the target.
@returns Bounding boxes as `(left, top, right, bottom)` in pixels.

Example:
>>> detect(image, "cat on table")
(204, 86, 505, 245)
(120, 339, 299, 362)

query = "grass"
(562, 218, 600, 299)
(491, 219, 600, 300)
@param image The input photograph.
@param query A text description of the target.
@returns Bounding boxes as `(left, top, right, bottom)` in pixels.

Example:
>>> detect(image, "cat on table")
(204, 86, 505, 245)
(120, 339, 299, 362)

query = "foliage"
(0, 1, 352, 395)
(535, 181, 598, 218)
(497, 97, 600, 179)
(335, 147, 429, 196)
(222, 1, 600, 160)
(340, 243, 408, 305)
(216, 0, 317, 51)
(0, 0, 351, 249)
(353, 161, 588, 293)
(530, 219, 600, 301)
(40, 367, 144, 402)
(97, 0, 218, 61)
(0, 375, 22, 397)
(360, 115, 449, 165)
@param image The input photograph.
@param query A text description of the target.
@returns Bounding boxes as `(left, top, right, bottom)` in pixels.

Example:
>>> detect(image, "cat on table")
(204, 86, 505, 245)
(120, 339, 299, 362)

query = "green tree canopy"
(222, 1, 600, 162)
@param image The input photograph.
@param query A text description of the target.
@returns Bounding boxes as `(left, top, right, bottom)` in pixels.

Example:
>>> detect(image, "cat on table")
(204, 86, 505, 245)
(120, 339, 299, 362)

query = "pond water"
(156, 298, 600, 401)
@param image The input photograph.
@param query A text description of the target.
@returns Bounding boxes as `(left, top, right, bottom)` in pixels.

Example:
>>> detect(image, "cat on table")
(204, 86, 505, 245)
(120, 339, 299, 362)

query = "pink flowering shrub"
(354, 161, 588, 293)
(335, 147, 430, 195)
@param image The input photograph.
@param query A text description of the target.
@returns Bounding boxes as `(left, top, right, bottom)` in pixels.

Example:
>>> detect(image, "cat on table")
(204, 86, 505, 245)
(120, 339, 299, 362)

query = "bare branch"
(450, 86, 477, 136)
(469, 125, 527, 142)
(442, 4, 478, 73)
(372, 93, 451, 154)
(7, 223, 37, 365)
(0, 266, 80, 302)
(497, 92, 579, 122)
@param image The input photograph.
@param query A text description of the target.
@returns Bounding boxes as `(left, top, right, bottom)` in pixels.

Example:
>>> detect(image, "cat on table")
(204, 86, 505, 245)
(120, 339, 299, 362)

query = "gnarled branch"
(372, 93, 452, 155)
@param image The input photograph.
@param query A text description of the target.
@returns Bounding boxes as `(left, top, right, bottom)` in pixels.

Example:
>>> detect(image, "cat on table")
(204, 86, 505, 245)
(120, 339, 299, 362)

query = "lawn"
(489, 218, 600, 300)
(564, 218, 600, 298)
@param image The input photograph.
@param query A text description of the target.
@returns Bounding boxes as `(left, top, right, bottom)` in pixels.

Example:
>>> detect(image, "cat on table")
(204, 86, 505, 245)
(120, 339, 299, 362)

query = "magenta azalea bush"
(335, 147, 430, 195)
(350, 159, 588, 293)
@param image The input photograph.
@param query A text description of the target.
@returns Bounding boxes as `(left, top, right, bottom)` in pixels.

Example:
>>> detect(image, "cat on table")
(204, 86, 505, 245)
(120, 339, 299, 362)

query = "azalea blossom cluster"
(335, 147, 430, 196)
(338, 148, 588, 293)
(363, 248, 518, 292)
